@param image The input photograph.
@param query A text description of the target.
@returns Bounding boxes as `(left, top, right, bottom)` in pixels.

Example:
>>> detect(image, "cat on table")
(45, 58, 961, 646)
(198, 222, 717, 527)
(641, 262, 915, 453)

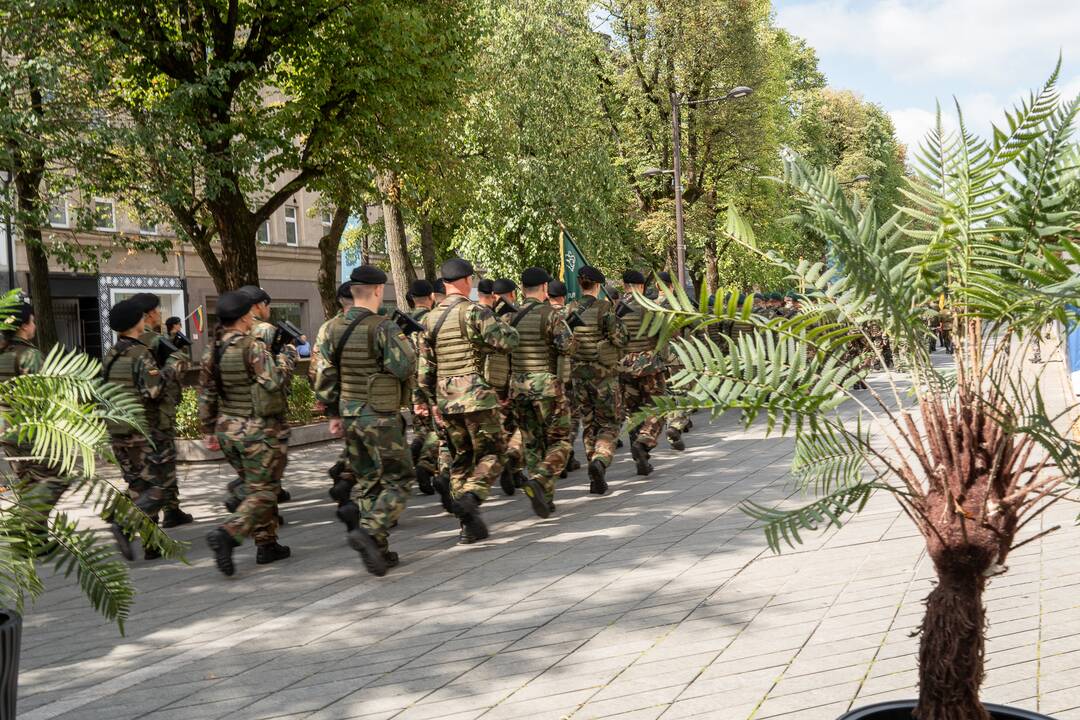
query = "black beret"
(578, 266, 605, 283)
(410, 279, 434, 297)
(165, 316, 181, 327)
(521, 267, 551, 288)
(547, 280, 567, 298)
(336, 282, 353, 300)
(108, 299, 144, 332)
(5, 299, 33, 327)
(622, 270, 646, 285)
(657, 271, 672, 285)
(350, 265, 387, 285)
(440, 258, 473, 282)
(217, 291, 254, 323)
(128, 292, 161, 314)
(492, 278, 517, 295)
(477, 279, 494, 295)
(433, 279, 446, 295)
(239, 285, 271, 304)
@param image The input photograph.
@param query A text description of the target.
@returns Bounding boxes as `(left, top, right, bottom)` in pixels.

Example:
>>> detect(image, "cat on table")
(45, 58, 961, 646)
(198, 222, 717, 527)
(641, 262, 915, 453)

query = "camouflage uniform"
(0, 338, 69, 513)
(485, 315, 525, 482)
(619, 295, 668, 455)
(198, 330, 294, 545)
(313, 311, 356, 503)
(140, 329, 191, 513)
(419, 297, 518, 507)
(407, 306, 440, 478)
(316, 307, 417, 558)
(568, 295, 627, 468)
(508, 299, 577, 506)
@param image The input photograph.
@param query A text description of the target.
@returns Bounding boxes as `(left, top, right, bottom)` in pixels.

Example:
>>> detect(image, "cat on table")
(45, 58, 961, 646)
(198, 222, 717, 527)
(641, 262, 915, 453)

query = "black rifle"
(271, 320, 304, 354)
(566, 310, 585, 330)
(494, 299, 517, 318)
(154, 337, 180, 369)
(614, 301, 634, 319)
(392, 309, 426, 336)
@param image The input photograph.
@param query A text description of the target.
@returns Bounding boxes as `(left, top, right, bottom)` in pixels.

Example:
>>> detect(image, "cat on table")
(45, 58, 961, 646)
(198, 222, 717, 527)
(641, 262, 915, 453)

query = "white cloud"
(777, 0, 1080, 85)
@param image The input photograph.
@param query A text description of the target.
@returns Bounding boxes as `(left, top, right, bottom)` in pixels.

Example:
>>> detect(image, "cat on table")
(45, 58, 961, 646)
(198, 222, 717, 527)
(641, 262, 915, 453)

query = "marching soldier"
(568, 266, 627, 494)
(654, 273, 690, 451)
(0, 299, 70, 531)
(433, 278, 447, 305)
(547, 280, 582, 477)
(407, 279, 439, 496)
(202, 291, 295, 577)
(313, 282, 357, 506)
(418, 259, 519, 544)
(101, 299, 164, 560)
(489, 278, 525, 495)
(316, 266, 417, 576)
(508, 268, 577, 516)
(619, 270, 668, 476)
(235, 286, 297, 507)
(130, 293, 194, 528)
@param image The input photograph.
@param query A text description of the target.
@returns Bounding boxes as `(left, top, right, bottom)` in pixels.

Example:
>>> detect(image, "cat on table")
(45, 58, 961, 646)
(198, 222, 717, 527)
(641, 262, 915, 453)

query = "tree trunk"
(23, 229, 57, 351)
(317, 207, 350, 320)
(915, 566, 989, 720)
(376, 170, 416, 308)
(420, 219, 437, 280)
(211, 204, 260, 290)
(703, 238, 719, 297)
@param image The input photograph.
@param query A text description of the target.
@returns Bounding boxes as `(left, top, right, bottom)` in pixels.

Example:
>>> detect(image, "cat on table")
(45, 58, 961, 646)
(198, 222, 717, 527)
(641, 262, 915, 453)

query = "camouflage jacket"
(252, 318, 297, 402)
(309, 311, 342, 384)
(510, 298, 577, 390)
(567, 294, 628, 380)
(619, 296, 668, 377)
(408, 306, 435, 407)
(0, 337, 43, 376)
(140, 329, 191, 431)
(418, 296, 519, 414)
(197, 329, 293, 434)
(314, 306, 416, 417)
(102, 336, 163, 436)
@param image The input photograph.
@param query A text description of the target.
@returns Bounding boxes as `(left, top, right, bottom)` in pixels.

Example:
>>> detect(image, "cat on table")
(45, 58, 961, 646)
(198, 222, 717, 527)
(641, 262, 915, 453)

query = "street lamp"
(0, 170, 12, 292)
(670, 86, 753, 288)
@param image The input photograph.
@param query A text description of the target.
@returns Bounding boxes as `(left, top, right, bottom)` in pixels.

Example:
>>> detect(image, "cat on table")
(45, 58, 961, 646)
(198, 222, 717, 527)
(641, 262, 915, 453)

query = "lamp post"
(668, 86, 752, 289)
(0, 170, 13, 292)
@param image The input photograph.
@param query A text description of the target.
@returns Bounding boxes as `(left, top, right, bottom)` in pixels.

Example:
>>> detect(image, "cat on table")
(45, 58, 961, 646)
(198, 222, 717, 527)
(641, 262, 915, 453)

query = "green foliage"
(175, 379, 320, 439)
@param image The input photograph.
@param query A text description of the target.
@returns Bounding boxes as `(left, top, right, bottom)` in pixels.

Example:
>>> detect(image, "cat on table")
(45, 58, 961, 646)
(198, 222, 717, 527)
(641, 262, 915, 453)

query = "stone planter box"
(177, 420, 335, 463)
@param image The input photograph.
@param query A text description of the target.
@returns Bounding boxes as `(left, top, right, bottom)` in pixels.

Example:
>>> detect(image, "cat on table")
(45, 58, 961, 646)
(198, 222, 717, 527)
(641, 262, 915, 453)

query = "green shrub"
(175, 378, 321, 439)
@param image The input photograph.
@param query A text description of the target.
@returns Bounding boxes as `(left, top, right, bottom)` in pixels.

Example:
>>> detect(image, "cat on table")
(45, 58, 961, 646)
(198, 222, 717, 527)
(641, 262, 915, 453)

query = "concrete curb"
(176, 421, 335, 463)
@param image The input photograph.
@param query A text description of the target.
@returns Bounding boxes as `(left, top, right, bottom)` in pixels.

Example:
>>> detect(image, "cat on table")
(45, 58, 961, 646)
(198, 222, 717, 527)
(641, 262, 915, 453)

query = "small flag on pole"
(185, 304, 205, 339)
(559, 226, 605, 301)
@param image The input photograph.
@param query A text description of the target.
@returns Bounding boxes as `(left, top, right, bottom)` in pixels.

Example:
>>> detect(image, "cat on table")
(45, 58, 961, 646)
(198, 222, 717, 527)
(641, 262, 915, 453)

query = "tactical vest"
(573, 297, 619, 368)
(102, 338, 151, 434)
(0, 340, 34, 381)
(428, 298, 483, 379)
(622, 300, 657, 354)
(214, 334, 285, 418)
(330, 312, 406, 413)
(511, 301, 556, 374)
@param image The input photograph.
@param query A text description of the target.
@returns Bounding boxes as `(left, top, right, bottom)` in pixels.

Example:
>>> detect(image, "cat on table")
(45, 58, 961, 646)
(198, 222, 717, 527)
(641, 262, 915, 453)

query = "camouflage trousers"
(510, 374, 571, 500)
(217, 416, 281, 545)
(148, 427, 183, 511)
(412, 405, 440, 475)
(496, 388, 525, 474)
(666, 372, 692, 433)
(229, 418, 289, 505)
(112, 433, 171, 517)
(2, 440, 68, 517)
(566, 381, 581, 446)
(443, 408, 506, 503)
(344, 409, 413, 542)
(570, 367, 622, 467)
(621, 371, 667, 449)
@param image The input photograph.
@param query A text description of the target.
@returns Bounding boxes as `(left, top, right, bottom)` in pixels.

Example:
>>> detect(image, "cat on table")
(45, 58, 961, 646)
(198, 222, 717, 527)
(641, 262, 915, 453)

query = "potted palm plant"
(0, 293, 183, 719)
(638, 68, 1080, 720)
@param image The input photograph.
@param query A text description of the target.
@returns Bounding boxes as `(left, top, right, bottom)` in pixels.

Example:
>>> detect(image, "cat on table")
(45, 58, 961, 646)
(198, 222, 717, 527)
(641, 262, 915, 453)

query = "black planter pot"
(0, 610, 19, 720)
(838, 700, 1055, 720)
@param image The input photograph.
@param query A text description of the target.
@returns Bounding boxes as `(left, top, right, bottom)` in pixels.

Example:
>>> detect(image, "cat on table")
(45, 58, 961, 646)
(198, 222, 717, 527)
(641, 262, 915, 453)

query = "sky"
(772, 0, 1080, 154)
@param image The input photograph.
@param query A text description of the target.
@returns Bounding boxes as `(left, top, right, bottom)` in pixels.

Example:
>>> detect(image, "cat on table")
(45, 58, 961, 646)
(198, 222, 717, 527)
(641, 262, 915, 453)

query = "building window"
(257, 220, 270, 245)
(321, 210, 333, 226)
(93, 199, 116, 231)
(139, 220, 158, 235)
(284, 206, 298, 246)
(269, 302, 302, 329)
(48, 198, 69, 228)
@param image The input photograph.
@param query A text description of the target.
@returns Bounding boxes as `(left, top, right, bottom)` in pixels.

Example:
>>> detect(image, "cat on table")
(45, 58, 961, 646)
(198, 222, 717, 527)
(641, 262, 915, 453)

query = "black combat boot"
(143, 545, 162, 561)
(206, 528, 239, 577)
(161, 508, 194, 528)
(547, 500, 557, 514)
(667, 427, 686, 452)
(522, 477, 551, 519)
(568, 451, 581, 472)
(454, 492, 489, 544)
(348, 527, 388, 576)
(499, 468, 516, 496)
(415, 466, 435, 496)
(277, 488, 292, 503)
(383, 550, 400, 568)
(336, 501, 360, 533)
(631, 441, 654, 476)
(110, 522, 134, 561)
(328, 460, 355, 505)
(433, 473, 454, 514)
(616, 438, 624, 449)
(256, 542, 292, 565)
(410, 436, 424, 464)
(224, 477, 243, 512)
(588, 459, 608, 495)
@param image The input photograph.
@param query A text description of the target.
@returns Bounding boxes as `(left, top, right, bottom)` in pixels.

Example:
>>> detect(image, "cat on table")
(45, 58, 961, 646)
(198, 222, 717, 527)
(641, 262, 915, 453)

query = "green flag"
(559, 227, 606, 301)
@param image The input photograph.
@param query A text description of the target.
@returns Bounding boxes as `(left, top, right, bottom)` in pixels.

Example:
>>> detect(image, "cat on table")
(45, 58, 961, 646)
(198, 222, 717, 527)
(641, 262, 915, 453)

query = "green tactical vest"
(0, 340, 34, 381)
(511, 301, 556, 374)
(622, 299, 658, 354)
(428, 298, 483, 379)
(329, 311, 407, 413)
(102, 338, 152, 435)
(214, 334, 285, 418)
(573, 297, 620, 369)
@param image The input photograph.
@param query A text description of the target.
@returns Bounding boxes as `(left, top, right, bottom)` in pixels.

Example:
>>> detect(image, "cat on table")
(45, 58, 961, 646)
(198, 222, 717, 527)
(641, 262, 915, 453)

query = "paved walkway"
(15, 353, 1080, 720)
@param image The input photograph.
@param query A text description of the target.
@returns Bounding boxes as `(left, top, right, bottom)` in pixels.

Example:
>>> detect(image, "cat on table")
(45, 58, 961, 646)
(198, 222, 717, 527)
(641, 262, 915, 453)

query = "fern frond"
(741, 482, 878, 553)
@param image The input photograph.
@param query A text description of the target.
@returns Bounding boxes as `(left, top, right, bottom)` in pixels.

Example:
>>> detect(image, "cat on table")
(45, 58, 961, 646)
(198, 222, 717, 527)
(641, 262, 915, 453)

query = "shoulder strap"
(510, 302, 539, 328)
(213, 334, 248, 399)
(428, 296, 469, 349)
(331, 310, 375, 370)
(102, 337, 140, 383)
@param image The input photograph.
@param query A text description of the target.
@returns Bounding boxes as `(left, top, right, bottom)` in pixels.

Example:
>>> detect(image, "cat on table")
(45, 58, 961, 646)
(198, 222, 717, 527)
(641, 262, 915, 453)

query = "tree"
(67, 0, 477, 292)
(640, 71, 1080, 720)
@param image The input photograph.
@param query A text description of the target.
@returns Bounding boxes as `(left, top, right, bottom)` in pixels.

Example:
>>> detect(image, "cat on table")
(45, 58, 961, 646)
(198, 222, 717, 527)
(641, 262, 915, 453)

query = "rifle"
(271, 320, 304, 354)
(391, 309, 426, 336)
(154, 338, 180, 369)
(494, 299, 517, 318)
(566, 310, 585, 330)
(614, 300, 634, 319)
